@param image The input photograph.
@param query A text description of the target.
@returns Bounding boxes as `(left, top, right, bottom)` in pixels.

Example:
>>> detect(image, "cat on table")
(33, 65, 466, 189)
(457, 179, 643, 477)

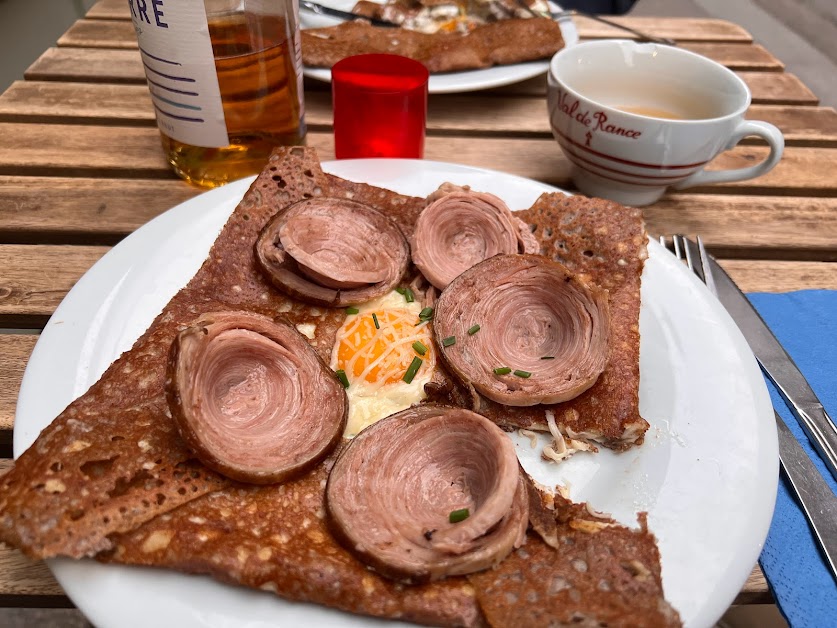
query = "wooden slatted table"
(2, 0, 835, 618)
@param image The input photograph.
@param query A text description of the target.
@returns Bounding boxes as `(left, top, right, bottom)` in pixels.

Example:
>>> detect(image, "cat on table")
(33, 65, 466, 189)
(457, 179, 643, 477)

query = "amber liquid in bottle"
(161, 12, 307, 188)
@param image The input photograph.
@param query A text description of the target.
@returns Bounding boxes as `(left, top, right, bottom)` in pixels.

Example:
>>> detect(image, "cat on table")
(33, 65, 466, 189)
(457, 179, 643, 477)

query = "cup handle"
(671, 120, 784, 190)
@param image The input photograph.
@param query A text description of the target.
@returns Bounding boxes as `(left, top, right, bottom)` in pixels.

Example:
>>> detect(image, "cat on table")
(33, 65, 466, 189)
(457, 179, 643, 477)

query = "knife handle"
(774, 412, 837, 581)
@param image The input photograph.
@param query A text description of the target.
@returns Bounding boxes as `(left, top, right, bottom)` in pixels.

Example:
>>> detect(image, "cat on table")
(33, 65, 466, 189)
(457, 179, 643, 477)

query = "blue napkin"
(748, 290, 837, 627)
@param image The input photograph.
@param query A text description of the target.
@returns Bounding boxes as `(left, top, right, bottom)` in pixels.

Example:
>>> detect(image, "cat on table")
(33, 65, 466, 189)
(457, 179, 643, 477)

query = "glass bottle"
(129, 0, 307, 188)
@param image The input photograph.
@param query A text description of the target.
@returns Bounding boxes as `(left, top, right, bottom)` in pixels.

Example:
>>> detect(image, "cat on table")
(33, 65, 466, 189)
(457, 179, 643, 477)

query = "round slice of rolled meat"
(256, 198, 409, 307)
(433, 254, 610, 406)
(411, 187, 539, 290)
(166, 311, 347, 484)
(326, 405, 528, 583)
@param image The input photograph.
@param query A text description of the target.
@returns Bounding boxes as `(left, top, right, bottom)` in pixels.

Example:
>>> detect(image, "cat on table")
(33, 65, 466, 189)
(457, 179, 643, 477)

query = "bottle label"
(129, 0, 229, 148)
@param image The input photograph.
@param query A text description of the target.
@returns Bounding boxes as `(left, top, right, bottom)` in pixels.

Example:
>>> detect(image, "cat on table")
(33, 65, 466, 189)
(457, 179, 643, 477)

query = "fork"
(663, 234, 837, 582)
(514, 0, 677, 46)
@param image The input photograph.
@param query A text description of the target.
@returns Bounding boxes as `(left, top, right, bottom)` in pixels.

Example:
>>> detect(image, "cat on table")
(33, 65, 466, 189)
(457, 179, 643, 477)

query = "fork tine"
(663, 234, 710, 284)
(672, 234, 684, 261)
(696, 236, 717, 296)
(680, 235, 706, 283)
(667, 234, 708, 283)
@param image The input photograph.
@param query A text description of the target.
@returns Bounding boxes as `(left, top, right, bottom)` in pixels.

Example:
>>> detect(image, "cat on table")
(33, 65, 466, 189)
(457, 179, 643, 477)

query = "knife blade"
(697, 242, 837, 483)
(299, 0, 399, 27)
(774, 411, 837, 581)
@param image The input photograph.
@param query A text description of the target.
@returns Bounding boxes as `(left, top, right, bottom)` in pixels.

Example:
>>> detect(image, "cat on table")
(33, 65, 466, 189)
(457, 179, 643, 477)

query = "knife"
(693, 240, 837, 484)
(299, 0, 399, 27)
(774, 411, 837, 581)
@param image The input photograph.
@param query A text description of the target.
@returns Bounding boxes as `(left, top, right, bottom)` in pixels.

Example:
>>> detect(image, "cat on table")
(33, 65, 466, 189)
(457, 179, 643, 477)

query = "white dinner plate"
(15, 160, 777, 628)
(300, 2, 579, 93)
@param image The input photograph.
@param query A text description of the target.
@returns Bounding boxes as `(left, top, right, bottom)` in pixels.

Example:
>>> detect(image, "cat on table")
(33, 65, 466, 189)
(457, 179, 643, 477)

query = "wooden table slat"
(0, 245, 109, 327)
(0, 173, 836, 260)
(24, 48, 145, 85)
(0, 81, 154, 127)
(0, 124, 832, 198)
(738, 567, 772, 605)
(0, 335, 37, 438)
(571, 15, 753, 42)
(2, 82, 833, 147)
(721, 260, 837, 292)
(646, 194, 837, 261)
(58, 19, 139, 50)
(738, 71, 819, 106)
(485, 70, 818, 105)
(24, 47, 813, 105)
(0, 551, 65, 600)
(58, 19, 782, 71)
(80, 0, 129, 20)
(0, 175, 197, 245)
(678, 42, 782, 71)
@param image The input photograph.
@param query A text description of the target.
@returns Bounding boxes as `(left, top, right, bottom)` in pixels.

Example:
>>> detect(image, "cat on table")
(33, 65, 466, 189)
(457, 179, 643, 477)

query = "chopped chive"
(514, 370, 532, 378)
(372, 312, 380, 329)
(404, 288, 415, 303)
(418, 307, 434, 320)
(403, 356, 423, 383)
(413, 341, 428, 356)
(493, 366, 512, 375)
(345, 307, 359, 315)
(335, 369, 350, 389)
(449, 508, 470, 523)
(395, 287, 407, 295)
(541, 356, 555, 360)
(442, 336, 456, 347)
(467, 324, 481, 335)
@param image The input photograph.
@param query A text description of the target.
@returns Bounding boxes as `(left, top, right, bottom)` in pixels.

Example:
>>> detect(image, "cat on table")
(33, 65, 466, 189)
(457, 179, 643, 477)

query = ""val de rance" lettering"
(556, 90, 642, 139)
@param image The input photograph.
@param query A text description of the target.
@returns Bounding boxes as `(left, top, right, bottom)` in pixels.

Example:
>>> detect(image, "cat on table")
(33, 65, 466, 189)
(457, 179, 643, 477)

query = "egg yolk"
(336, 309, 432, 385)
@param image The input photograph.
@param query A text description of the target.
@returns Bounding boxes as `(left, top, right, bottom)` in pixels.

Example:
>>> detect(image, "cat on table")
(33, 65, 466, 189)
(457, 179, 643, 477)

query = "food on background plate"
(301, 16, 564, 73)
(0, 147, 677, 625)
(352, 0, 554, 34)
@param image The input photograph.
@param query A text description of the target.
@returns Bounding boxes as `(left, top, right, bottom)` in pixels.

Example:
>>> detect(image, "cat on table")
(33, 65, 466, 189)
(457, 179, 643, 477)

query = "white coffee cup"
(546, 40, 784, 206)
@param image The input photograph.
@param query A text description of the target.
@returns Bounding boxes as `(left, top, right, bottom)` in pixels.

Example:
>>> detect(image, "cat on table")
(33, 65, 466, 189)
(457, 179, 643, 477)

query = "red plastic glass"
(332, 54, 429, 159)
